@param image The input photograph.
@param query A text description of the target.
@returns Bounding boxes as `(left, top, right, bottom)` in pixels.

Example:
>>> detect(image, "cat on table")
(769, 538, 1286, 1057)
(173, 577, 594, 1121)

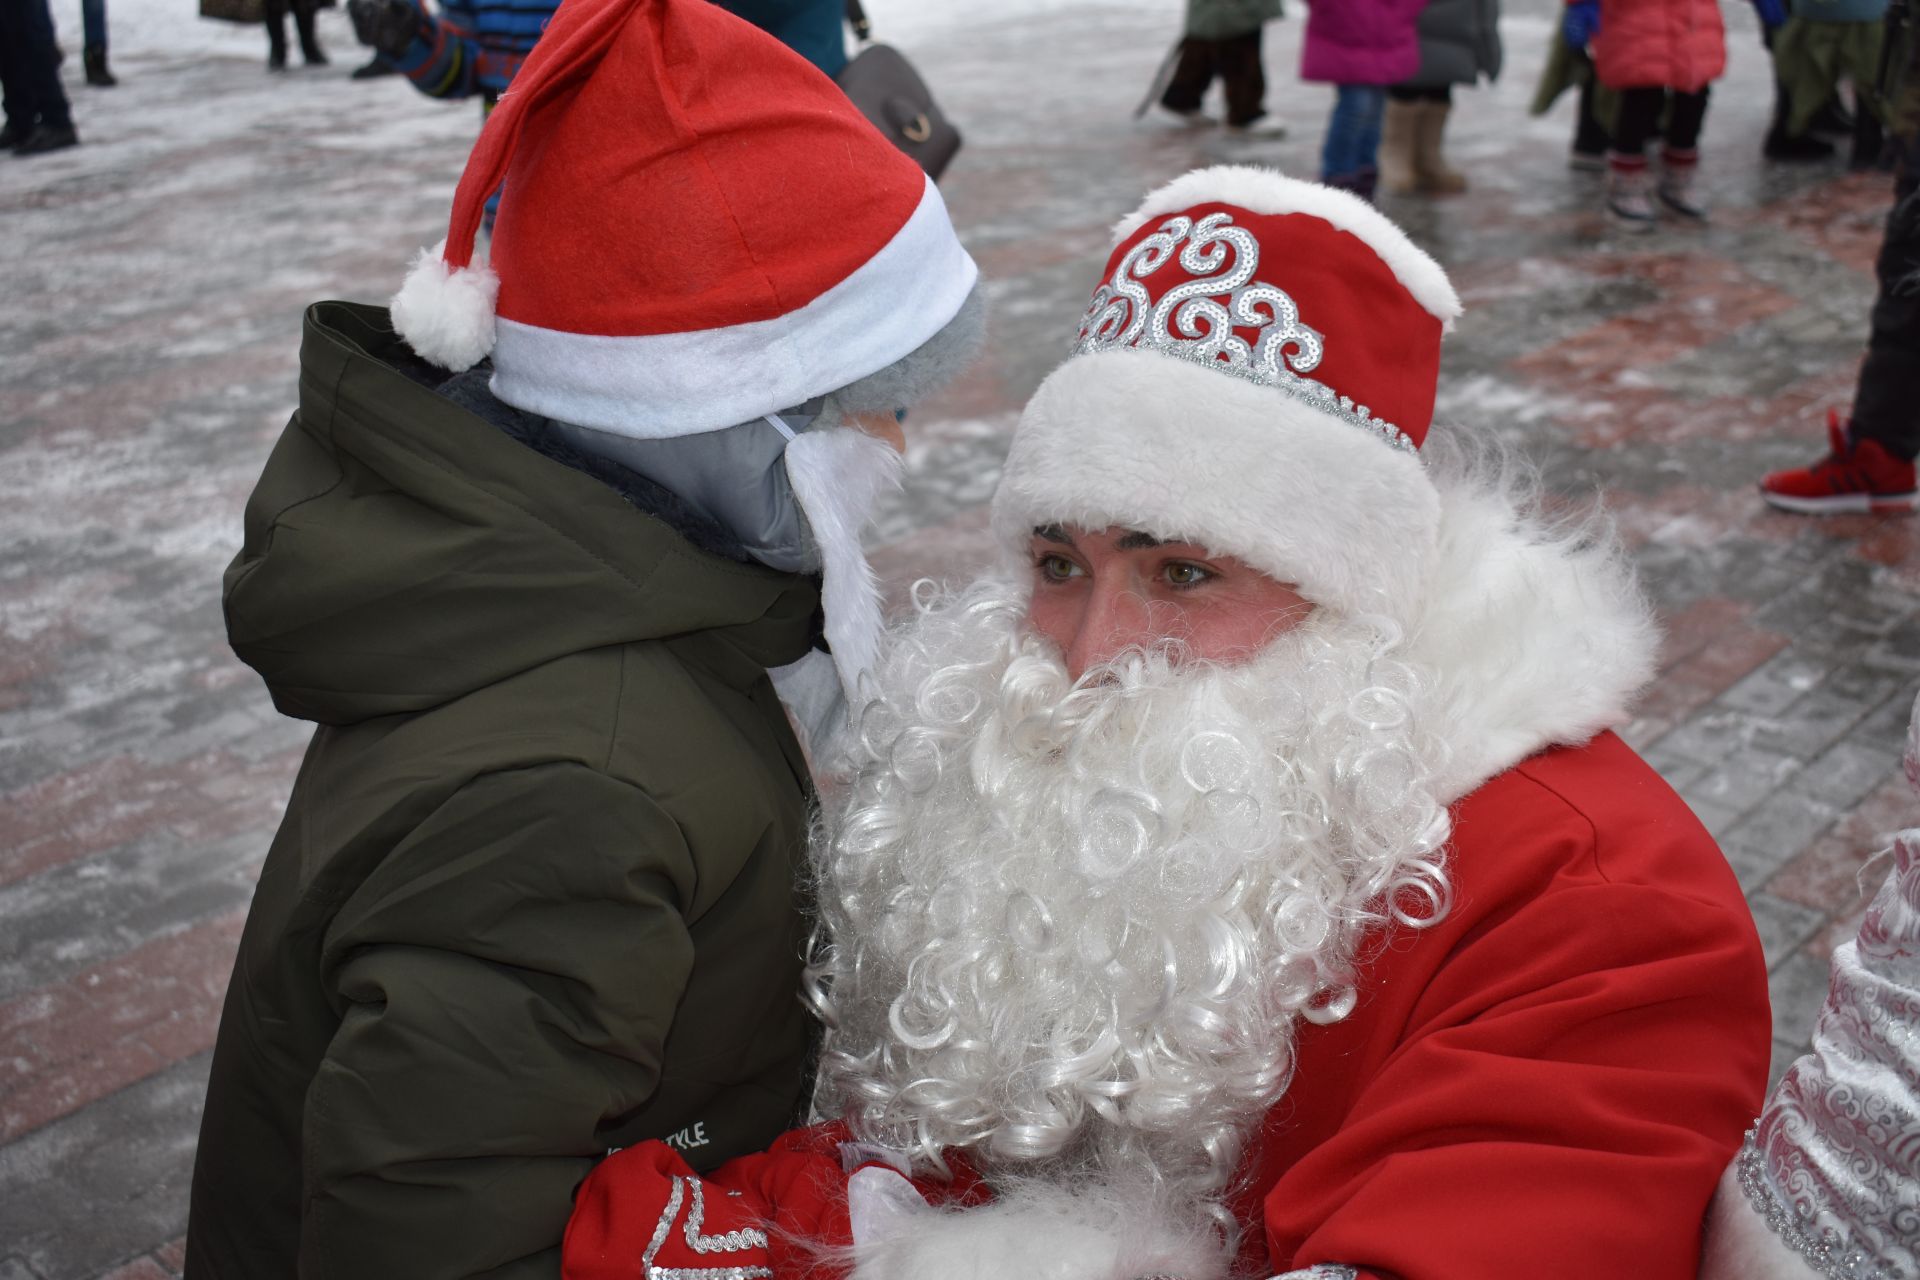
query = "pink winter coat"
(1589, 0, 1727, 92)
(1300, 0, 1427, 85)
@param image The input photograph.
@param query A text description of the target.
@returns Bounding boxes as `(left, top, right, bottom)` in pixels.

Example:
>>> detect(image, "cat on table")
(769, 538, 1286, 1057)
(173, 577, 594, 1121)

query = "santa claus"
(563, 165, 1774, 1280)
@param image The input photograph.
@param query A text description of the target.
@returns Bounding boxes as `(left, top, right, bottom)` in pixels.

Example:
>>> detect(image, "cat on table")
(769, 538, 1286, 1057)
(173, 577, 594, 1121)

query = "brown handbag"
(836, 0, 962, 180)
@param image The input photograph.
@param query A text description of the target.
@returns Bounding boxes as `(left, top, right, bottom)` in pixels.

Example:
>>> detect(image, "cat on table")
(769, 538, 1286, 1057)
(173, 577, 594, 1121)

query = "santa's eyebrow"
(1114, 530, 1169, 550)
(1032, 524, 1073, 545)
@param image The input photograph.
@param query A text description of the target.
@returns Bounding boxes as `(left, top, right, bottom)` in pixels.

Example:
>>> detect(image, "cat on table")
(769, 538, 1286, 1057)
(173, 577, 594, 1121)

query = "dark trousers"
(1161, 28, 1266, 127)
(1614, 85, 1710, 155)
(1851, 163, 1920, 460)
(0, 0, 73, 131)
(264, 0, 321, 59)
(1387, 84, 1452, 104)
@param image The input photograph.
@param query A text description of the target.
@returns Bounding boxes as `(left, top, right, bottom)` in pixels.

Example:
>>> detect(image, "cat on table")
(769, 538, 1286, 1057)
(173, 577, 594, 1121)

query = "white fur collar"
(1403, 464, 1659, 804)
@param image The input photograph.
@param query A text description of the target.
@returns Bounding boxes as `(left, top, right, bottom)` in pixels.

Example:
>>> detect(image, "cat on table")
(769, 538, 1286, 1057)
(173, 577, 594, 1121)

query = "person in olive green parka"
(183, 0, 983, 1275)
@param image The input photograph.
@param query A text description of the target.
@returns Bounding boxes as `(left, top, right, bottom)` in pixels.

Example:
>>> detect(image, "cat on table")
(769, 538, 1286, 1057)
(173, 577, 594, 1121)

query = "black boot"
(14, 122, 80, 155)
(1852, 108, 1889, 170)
(1764, 79, 1835, 161)
(1808, 95, 1857, 137)
(83, 46, 117, 86)
(295, 0, 327, 65)
(265, 6, 288, 70)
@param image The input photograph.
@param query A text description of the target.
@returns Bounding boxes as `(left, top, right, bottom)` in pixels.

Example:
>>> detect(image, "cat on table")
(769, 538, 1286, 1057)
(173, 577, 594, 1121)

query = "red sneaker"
(1760, 410, 1919, 514)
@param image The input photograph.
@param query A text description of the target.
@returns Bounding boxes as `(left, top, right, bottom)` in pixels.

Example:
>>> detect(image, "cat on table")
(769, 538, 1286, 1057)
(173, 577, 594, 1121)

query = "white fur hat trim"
(391, 239, 502, 372)
(993, 348, 1442, 626)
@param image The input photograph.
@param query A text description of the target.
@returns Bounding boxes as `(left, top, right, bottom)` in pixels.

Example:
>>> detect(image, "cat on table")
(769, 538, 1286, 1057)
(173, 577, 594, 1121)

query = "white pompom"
(390, 239, 501, 371)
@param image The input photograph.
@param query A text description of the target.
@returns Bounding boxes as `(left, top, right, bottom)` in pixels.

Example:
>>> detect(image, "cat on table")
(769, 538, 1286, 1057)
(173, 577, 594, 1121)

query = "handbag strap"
(845, 0, 871, 42)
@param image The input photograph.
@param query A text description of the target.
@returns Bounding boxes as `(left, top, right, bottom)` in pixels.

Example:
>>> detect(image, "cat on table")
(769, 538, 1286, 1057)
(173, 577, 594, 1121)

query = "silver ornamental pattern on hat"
(1072, 211, 1416, 453)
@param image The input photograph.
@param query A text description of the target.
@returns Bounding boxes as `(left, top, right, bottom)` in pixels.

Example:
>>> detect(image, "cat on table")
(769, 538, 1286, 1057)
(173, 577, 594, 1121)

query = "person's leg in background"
(1571, 50, 1611, 168)
(1846, 187, 1920, 468)
(1411, 83, 1466, 194)
(1656, 86, 1711, 218)
(80, 0, 114, 85)
(1218, 26, 1275, 131)
(1322, 84, 1386, 198)
(1606, 84, 1664, 227)
(1760, 176, 1920, 513)
(292, 0, 325, 65)
(263, 0, 290, 70)
(0, 0, 77, 153)
(1160, 37, 1221, 121)
(1381, 84, 1424, 193)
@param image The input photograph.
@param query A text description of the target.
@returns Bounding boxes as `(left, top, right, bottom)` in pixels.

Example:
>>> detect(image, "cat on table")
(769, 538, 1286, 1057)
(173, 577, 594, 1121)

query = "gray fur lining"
(826, 284, 987, 414)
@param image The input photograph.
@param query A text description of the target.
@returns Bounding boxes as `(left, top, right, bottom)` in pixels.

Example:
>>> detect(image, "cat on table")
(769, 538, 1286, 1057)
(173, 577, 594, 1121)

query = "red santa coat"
(1234, 730, 1771, 1278)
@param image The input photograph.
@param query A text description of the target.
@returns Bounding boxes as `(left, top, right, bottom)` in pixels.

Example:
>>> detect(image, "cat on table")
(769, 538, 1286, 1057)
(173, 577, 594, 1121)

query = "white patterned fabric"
(1733, 691, 1920, 1280)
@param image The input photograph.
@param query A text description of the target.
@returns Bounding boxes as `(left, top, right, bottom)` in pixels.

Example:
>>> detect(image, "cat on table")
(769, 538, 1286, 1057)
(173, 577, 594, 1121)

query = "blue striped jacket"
(391, 0, 555, 102)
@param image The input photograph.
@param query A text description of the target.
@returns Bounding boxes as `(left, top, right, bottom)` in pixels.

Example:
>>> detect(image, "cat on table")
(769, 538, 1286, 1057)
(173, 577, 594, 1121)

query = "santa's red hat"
(390, 0, 978, 438)
(992, 165, 1461, 625)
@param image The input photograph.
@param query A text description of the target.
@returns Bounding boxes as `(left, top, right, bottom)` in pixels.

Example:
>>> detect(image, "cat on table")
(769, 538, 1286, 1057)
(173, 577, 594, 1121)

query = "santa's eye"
(1036, 553, 1083, 583)
(1163, 561, 1213, 588)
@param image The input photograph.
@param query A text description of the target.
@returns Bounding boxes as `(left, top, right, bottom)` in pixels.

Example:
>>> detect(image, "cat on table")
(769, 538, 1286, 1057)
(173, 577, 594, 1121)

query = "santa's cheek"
(1022, 596, 1077, 656)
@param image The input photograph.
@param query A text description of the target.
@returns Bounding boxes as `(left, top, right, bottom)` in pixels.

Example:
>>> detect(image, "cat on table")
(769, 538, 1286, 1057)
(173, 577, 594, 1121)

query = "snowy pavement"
(3, 0, 1918, 1275)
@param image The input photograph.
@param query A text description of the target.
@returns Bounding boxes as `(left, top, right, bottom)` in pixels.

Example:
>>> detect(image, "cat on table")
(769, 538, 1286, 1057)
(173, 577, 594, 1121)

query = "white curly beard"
(805, 575, 1455, 1214)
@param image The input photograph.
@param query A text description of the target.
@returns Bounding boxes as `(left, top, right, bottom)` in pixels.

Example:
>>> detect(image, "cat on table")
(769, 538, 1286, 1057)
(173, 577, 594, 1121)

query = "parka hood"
(224, 302, 820, 726)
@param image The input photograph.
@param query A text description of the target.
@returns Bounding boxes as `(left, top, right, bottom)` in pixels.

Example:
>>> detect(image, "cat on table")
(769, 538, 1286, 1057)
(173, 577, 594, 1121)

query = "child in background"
(1563, 0, 1734, 227)
(1302, 0, 1427, 197)
(1381, 0, 1502, 195)
(1159, 0, 1287, 134)
(1772, 0, 1890, 167)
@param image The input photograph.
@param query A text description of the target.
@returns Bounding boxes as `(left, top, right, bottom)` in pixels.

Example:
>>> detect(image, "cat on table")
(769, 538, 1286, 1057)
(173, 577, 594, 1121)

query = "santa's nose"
(1059, 582, 1155, 682)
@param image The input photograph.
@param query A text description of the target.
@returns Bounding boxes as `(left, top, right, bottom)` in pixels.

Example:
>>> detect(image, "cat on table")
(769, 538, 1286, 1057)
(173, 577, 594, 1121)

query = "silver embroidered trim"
(641, 1175, 773, 1280)
(1735, 1129, 1904, 1280)
(1733, 804, 1920, 1280)
(1269, 1266, 1360, 1280)
(683, 1177, 770, 1254)
(1072, 211, 1417, 455)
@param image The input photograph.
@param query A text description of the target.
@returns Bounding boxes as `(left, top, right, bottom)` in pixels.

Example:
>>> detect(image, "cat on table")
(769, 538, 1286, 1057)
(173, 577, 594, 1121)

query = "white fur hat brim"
(991, 348, 1442, 624)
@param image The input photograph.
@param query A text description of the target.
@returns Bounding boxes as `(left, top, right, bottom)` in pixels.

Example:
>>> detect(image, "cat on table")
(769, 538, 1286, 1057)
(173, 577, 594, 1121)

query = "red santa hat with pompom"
(390, 0, 978, 440)
(992, 164, 1461, 627)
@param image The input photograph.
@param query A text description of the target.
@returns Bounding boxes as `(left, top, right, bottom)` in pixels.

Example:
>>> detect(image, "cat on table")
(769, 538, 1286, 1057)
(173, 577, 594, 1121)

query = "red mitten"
(564, 1140, 782, 1280)
(709, 1125, 863, 1279)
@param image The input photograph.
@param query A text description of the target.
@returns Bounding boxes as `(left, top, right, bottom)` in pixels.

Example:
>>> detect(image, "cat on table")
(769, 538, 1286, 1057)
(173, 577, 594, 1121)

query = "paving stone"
(0, 832, 258, 1003)
(1767, 950, 1833, 1050)
(1724, 791, 1843, 891)
(0, 1056, 208, 1280)
(1745, 892, 1827, 971)
(90, 1260, 171, 1280)
(1715, 650, 1828, 717)
(1851, 683, 1920, 757)
(1749, 686, 1883, 761)
(1767, 772, 1915, 911)
(1785, 739, 1904, 812)
(1681, 746, 1804, 819)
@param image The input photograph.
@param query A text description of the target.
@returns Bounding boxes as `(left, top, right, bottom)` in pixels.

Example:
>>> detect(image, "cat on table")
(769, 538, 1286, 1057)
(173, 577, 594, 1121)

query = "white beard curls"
(804, 575, 1455, 1204)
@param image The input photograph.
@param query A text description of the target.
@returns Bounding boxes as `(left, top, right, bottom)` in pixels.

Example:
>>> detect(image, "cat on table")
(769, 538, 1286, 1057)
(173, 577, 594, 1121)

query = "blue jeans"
(1321, 84, 1385, 181)
(81, 0, 105, 51)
